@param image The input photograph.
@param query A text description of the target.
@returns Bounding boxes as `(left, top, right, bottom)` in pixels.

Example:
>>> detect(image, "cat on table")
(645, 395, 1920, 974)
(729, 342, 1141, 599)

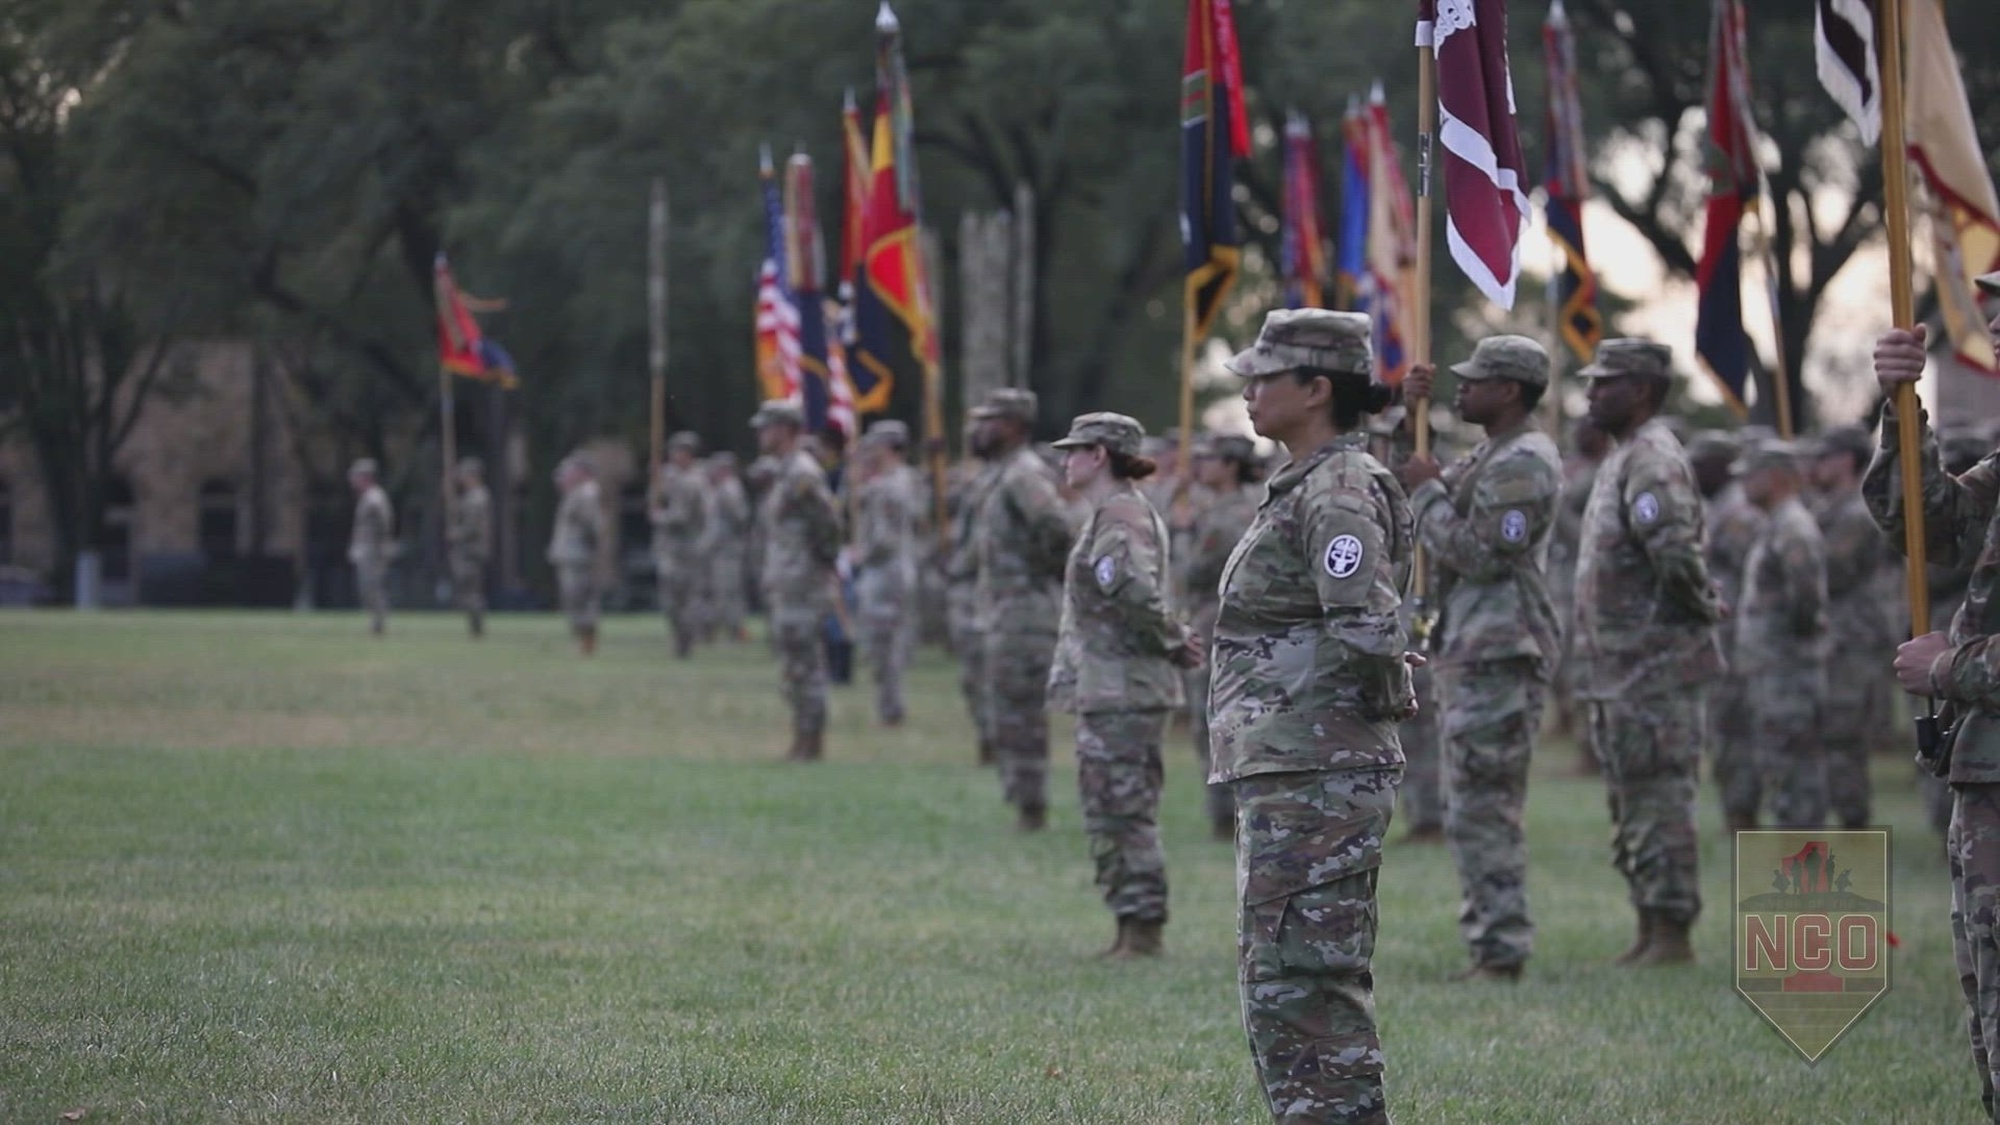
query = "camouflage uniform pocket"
(1236, 770, 1397, 987)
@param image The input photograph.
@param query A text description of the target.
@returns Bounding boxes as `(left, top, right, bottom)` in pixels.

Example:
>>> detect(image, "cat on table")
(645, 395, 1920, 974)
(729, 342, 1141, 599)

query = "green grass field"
(0, 610, 1979, 1123)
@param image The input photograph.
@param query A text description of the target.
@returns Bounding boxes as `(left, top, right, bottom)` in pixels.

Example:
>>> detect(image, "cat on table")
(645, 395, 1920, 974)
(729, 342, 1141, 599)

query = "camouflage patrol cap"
(1205, 433, 1257, 463)
(749, 400, 805, 429)
(1734, 440, 1803, 476)
(1051, 412, 1146, 457)
(559, 451, 597, 476)
(1683, 429, 1741, 464)
(969, 387, 1038, 424)
(348, 458, 378, 478)
(667, 431, 702, 453)
(1579, 338, 1673, 382)
(863, 419, 911, 448)
(1812, 424, 1873, 463)
(455, 456, 484, 477)
(709, 450, 740, 469)
(1451, 335, 1550, 387)
(1226, 308, 1374, 378)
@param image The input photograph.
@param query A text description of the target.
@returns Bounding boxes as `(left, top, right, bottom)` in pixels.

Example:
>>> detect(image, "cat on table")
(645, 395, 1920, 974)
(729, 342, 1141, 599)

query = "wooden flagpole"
(1877, 0, 1940, 757)
(1413, 44, 1437, 460)
(648, 178, 669, 506)
(439, 365, 458, 530)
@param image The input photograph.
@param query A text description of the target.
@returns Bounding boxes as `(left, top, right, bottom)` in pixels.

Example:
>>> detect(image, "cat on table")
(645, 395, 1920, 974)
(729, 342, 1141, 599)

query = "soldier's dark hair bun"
(1109, 452, 1158, 481)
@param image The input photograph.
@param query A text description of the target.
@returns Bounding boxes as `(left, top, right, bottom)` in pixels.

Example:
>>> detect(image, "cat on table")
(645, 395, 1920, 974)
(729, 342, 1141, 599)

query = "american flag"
(754, 145, 802, 404)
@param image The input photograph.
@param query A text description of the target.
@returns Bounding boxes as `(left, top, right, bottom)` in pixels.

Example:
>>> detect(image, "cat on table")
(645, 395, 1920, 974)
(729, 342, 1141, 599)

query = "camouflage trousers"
(1821, 643, 1879, 828)
(1924, 768, 1955, 835)
(857, 566, 911, 725)
(354, 560, 390, 634)
(1438, 660, 1546, 969)
(1398, 665, 1443, 832)
(1750, 668, 1826, 829)
(709, 549, 748, 639)
(1185, 660, 1233, 828)
(982, 624, 1055, 812)
(771, 606, 828, 739)
(1588, 692, 1705, 925)
(556, 565, 600, 632)
(449, 554, 485, 625)
(1708, 658, 1758, 823)
(1233, 767, 1400, 1125)
(946, 581, 989, 756)
(1949, 784, 2000, 1121)
(657, 551, 701, 651)
(1076, 709, 1170, 922)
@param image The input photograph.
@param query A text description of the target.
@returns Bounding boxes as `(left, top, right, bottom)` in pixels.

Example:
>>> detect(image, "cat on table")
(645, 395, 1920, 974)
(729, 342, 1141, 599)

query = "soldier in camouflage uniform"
(1689, 430, 1765, 829)
(1811, 424, 1892, 828)
(853, 420, 920, 726)
(1551, 419, 1609, 774)
(1397, 336, 1564, 981)
(1185, 433, 1263, 839)
(970, 387, 1076, 830)
(1211, 309, 1416, 1125)
(1573, 339, 1723, 966)
(448, 457, 490, 638)
(943, 438, 999, 764)
(1869, 296, 2000, 1120)
(753, 401, 843, 761)
(703, 452, 752, 643)
(651, 432, 709, 658)
(1048, 413, 1202, 957)
(547, 453, 607, 656)
(1734, 442, 1831, 828)
(347, 458, 395, 636)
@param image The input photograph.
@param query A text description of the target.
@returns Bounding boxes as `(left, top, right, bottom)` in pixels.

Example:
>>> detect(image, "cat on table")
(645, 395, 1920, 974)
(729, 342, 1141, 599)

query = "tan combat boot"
(1449, 962, 1523, 982)
(1115, 920, 1164, 959)
(1612, 909, 1655, 965)
(1098, 918, 1130, 958)
(577, 625, 598, 656)
(1015, 803, 1047, 832)
(1725, 811, 1758, 833)
(1636, 916, 1695, 965)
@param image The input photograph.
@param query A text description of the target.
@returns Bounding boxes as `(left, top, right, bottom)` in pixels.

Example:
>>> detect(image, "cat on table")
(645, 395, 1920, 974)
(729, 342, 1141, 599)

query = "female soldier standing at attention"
(1209, 308, 1417, 1125)
(1047, 412, 1204, 958)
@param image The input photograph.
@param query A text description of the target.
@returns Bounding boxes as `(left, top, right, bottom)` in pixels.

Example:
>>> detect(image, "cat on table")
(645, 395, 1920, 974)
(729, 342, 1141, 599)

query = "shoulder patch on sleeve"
(1094, 555, 1117, 589)
(1633, 492, 1660, 525)
(1501, 509, 1528, 543)
(1324, 534, 1365, 579)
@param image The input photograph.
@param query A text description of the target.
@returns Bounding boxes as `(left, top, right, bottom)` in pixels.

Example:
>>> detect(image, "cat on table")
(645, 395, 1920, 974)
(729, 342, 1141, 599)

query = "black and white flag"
(1815, 0, 1881, 144)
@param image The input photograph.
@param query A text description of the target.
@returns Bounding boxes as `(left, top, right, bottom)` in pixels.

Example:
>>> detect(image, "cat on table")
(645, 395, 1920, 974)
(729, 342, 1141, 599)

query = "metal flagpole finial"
(843, 86, 857, 112)
(1370, 79, 1386, 104)
(876, 1, 899, 35)
(1549, 0, 1567, 21)
(759, 143, 774, 175)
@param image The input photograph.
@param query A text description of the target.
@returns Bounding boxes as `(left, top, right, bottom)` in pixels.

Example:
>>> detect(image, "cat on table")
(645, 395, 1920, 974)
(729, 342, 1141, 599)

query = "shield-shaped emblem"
(1734, 830, 1891, 1064)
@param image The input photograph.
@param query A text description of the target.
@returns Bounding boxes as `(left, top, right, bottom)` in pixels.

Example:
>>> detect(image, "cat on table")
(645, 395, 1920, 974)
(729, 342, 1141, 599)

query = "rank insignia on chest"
(1324, 534, 1364, 579)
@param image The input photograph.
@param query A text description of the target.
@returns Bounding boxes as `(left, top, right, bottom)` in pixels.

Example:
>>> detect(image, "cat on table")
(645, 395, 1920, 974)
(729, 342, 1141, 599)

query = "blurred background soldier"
(1573, 339, 1722, 966)
(1371, 404, 1445, 844)
(1047, 412, 1201, 958)
(943, 426, 999, 765)
(1183, 433, 1261, 840)
(448, 456, 491, 638)
(1734, 442, 1829, 828)
(853, 420, 919, 726)
(548, 453, 607, 657)
(1550, 418, 1610, 774)
(970, 387, 1075, 830)
(651, 431, 709, 659)
(754, 401, 842, 761)
(702, 451, 751, 643)
(347, 458, 395, 637)
(1687, 429, 1761, 830)
(1809, 424, 1891, 829)
(1397, 336, 1563, 982)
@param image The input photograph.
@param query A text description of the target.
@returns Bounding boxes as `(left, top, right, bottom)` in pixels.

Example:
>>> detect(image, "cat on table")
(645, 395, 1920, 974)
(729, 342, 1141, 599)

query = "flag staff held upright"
(648, 178, 669, 506)
(1874, 0, 1939, 750)
(1412, 36, 1437, 460)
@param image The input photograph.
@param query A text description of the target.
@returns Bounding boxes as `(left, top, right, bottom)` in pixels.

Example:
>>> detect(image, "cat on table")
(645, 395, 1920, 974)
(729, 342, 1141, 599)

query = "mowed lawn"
(0, 610, 1978, 1123)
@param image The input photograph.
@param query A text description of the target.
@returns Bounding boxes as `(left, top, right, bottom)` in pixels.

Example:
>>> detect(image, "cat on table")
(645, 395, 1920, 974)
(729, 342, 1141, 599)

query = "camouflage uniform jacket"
(1864, 408, 2000, 782)
(973, 445, 1074, 613)
(700, 476, 750, 555)
(1733, 495, 1829, 668)
(546, 480, 605, 568)
(1815, 487, 1893, 652)
(1406, 418, 1563, 673)
(1185, 483, 1261, 638)
(943, 460, 997, 584)
(449, 485, 490, 565)
(651, 466, 708, 563)
(1049, 485, 1188, 714)
(1548, 457, 1599, 615)
(855, 462, 920, 580)
(760, 449, 842, 607)
(348, 486, 395, 566)
(1705, 481, 1766, 618)
(1573, 417, 1723, 699)
(1208, 433, 1416, 783)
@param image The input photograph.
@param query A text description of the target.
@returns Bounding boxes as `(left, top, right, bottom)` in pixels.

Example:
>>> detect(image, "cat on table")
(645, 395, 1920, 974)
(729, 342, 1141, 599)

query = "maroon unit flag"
(1417, 0, 1530, 309)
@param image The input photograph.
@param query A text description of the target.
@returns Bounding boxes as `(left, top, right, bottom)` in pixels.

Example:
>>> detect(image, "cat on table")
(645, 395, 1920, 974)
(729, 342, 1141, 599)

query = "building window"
(199, 479, 238, 558)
